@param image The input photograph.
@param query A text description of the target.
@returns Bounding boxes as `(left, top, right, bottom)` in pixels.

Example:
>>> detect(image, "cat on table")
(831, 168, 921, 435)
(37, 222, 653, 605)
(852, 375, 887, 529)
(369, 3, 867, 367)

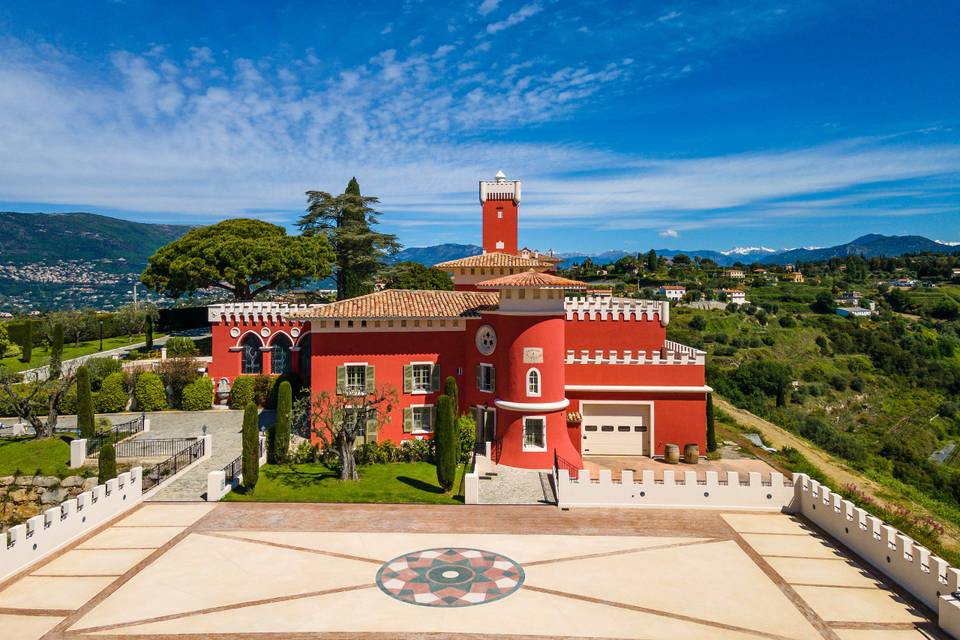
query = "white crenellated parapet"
(565, 343, 705, 366)
(207, 302, 311, 323)
(479, 173, 521, 204)
(0, 468, 144, 582)
(564, 297, 669, 326)
(555, 469, 795, 511)
(793, 474, 959, 616)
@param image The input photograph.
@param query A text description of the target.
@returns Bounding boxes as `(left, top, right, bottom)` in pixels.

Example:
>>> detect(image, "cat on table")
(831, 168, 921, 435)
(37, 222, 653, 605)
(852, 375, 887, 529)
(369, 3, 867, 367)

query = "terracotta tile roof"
(288, 290, 499, 319)
(476, 269, 588, 290)
(434, 252, 552, 269)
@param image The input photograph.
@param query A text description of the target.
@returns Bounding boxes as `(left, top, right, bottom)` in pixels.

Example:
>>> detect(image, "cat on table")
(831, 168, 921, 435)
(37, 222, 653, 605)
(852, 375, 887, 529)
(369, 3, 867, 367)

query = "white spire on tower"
(495, 170, 507, 182)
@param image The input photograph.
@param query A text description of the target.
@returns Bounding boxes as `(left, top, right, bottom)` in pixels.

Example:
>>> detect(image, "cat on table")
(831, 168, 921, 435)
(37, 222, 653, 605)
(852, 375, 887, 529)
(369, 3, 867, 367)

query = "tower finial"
(495, 169, 507, 182)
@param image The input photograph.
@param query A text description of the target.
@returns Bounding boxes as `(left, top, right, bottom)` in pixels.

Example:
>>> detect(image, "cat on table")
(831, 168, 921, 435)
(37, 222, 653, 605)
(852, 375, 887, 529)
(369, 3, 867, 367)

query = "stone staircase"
(476, 460, 556, 505)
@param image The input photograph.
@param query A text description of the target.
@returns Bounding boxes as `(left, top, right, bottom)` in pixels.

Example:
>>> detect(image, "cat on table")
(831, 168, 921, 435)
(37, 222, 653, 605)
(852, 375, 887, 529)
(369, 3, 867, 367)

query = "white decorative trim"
(565, 385, 712, 393)
(229, 327, 241, 338)
(208, 302, 309, 322)
(290, 327, 301, 338)
(495, 398, 570, 412)
(564, 296, 669, 326)
(260, 327, 271, 338)
(566, 344, 705, 366)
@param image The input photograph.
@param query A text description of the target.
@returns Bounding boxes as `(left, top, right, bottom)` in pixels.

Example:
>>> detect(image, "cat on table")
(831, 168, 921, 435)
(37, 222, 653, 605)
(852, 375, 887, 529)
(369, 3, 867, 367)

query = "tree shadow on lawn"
(263, 464, 340, 490)
(396, 475, 444, 495)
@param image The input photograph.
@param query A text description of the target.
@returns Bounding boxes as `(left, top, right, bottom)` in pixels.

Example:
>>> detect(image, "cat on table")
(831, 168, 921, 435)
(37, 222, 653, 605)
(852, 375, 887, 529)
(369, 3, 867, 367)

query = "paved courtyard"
(0, 502, 945, 639)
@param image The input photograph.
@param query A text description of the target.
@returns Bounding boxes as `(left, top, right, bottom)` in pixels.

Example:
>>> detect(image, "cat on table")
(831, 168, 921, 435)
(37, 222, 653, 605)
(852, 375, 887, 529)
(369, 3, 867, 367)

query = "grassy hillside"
(0, 211, 190, 268)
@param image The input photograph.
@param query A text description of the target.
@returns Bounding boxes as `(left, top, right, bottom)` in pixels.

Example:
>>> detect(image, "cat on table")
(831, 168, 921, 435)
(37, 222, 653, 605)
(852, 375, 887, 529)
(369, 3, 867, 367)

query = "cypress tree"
(145, 315, 154, 351)
(77, 366, 95, 438)
(434, 395, 457, 492)
(98, 442, 117, 484)
(19, 321, 33, 363)
(49, 323, 64, 380)
(646, 249, 658, 272)
(706, 393, 717, 453)
(272, 381, 292, 464)
(444, 376, 459, 416)
(242, 402, 260, 490)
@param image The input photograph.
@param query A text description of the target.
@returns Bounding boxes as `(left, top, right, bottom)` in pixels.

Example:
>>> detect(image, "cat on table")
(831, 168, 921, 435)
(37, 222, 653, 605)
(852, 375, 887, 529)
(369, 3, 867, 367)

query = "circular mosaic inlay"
(376, 548, 524, 607)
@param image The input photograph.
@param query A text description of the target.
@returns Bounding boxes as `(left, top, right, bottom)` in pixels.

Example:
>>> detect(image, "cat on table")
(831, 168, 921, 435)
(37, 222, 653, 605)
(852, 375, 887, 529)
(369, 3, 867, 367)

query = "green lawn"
(0, 333, 155, 373)
(0, 436, 94, 478)
(224, 461, 465, 504)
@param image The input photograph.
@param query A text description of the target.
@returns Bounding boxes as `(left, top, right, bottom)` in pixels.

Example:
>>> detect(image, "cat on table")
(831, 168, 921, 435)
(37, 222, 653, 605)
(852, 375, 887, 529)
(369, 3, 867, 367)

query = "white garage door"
(581, 403, 651, 456)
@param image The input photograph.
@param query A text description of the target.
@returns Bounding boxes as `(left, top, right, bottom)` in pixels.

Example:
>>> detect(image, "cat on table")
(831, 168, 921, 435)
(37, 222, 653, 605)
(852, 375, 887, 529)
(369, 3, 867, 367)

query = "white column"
(70, 439, 87, 468)
(206, 470, 226, 502)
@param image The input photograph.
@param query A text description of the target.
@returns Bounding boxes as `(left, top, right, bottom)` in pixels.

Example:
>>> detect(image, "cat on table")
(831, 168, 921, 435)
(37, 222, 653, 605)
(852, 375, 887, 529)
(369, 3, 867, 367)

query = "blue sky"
(0, 1, 958, 253)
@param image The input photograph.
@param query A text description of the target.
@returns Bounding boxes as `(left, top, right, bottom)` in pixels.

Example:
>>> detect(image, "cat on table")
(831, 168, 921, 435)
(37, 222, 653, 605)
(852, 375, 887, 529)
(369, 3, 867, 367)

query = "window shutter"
(336, 366, 346, 395)
(403, 365, 412, 394)
(403, 408, 413, 433)
(475, 364, 481, 390)
(431, 363, 441, 392)
(365, 414, 378, 438)
(365, 365, 375, 393)
(490, 365, 496, 393)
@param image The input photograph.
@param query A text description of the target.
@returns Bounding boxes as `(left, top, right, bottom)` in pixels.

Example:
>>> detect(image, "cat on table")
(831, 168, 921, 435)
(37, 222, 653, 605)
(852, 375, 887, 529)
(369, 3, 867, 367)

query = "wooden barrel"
(663, 443, 680, 464)
(683, 443, 700, 464)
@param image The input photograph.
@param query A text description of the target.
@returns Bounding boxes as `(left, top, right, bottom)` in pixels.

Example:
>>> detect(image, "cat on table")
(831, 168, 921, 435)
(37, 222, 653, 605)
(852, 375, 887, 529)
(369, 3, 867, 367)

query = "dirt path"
(714, 396, 960, 550)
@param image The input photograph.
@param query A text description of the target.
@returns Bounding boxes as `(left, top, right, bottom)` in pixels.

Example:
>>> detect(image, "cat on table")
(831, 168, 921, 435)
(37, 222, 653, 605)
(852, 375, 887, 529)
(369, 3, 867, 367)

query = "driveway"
(0, 502, 942, 639)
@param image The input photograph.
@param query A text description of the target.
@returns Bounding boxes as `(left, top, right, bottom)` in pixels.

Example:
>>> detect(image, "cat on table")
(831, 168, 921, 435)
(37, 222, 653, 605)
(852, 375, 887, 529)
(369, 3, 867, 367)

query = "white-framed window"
(526, 368, 541, 397)
(523, 416, 547, 452)
(412, 363, 432, 393)
(496, 241, 504, 250)
(412, 405, 433, 433)
(346, 364, 367, 395)
(497, 208, 503, 219)
(478, 363, 495, 393)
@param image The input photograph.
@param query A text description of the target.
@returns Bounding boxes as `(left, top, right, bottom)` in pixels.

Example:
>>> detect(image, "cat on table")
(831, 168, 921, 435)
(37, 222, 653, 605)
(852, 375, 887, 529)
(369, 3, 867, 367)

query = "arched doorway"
(271, 334, 293, 375)
(240, 333, 263, 374)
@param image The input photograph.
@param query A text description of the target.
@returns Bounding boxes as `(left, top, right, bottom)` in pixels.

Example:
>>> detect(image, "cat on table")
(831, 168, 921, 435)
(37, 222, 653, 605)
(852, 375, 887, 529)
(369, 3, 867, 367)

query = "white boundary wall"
(793, 474, 960, 638)
(555, 469, 795, 511)
(0, 468, 143, 583)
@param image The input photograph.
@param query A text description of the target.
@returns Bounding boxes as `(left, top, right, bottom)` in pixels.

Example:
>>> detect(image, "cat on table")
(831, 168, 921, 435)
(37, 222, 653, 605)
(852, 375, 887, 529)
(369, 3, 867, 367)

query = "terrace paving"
(0, 502, 945, 639)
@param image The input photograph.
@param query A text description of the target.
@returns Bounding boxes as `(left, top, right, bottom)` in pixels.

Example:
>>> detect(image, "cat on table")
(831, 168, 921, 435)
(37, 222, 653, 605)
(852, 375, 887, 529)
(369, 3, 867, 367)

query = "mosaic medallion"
(376, 548, 524, 607)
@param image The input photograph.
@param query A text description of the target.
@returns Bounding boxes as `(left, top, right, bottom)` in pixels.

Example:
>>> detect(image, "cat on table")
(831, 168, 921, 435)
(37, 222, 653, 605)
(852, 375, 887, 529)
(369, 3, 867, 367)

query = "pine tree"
(434, 395, 458, 492)
(77, 366, 95, 439)
(706, 393, 717, 453)
(145, 315, 154, 351)
(19, 322, 33, 363)
(242, 402, 260, 491)
(444, 376, 459, 416)
(273, 381, 292, 464)
(98, 442, 117, 484)
(49, 323, 64, 380)
(298, 177, 399, 300)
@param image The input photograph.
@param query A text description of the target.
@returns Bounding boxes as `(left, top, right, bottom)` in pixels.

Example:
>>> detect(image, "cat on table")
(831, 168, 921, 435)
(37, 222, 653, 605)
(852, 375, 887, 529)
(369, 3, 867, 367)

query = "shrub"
(0, 322, 9, 358)
(253, 374, 275, 406)
(266, 373, 300, 409)
(98, 442, 117, 484)
(290, 440, 319, 464)
(850, 376, 866, 392)
(762, 335, 775, 346)
(457, 414, 476, 463)
(939, 402, 959, 419)
(689, 315, 707, 331)
(778, 315, 796, 328)
(398, 438, 433, 462)
(58, 383, 78, 415)
(242, 402, 260, 490)
(434, 395, 457, 492)
(181, 376, 213, 411)
(164, 336, 198, 358)
(157, 357, 200, 408)
(829, 374, 848, 392)
(269, 381, 293, 463)
(85, 357, 122, 391)
(97, 372, 129, 413)
(229, 376, 256, 409)
(77, 366, 95, 438)
(134, 372, 167, 411)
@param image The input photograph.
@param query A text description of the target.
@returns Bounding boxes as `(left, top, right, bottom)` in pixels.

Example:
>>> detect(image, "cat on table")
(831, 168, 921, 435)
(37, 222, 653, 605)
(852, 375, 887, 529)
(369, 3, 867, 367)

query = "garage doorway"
(580, 402, 653, 456)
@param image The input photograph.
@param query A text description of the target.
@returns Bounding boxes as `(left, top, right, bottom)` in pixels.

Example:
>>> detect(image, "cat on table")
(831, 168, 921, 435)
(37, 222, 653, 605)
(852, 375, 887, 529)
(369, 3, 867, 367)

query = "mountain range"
(395, 234, 960, 268)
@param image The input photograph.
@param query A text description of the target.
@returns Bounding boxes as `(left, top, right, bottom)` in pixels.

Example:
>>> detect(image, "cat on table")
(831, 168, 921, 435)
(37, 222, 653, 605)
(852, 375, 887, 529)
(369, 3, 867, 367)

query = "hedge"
(164, 336, 198, 357)
(97, 372, 129, 413)
(229, 376, 256, 409)
(98, 442, 117, 484)
(181, 376, 213, 411)
(134, 372, 167, 411)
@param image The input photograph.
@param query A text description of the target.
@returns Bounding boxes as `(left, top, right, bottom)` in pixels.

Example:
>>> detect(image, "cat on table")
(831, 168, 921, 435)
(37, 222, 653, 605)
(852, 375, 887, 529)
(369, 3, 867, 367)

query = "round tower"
(476, 270, 584, 470)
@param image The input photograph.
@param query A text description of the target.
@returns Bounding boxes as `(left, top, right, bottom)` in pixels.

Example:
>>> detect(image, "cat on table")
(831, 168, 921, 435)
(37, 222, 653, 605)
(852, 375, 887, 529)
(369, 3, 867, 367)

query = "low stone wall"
(0, 468, 143, 582)
(555, 468, 796, 511)
(793, 474, 960, 638)
(206, 435, 267, 502)
(1, 474, 99, 526)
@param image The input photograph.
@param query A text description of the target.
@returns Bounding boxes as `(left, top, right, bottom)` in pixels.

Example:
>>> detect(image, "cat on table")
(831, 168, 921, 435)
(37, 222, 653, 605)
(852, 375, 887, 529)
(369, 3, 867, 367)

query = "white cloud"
(478, 0, 500, 16)
(433, 44, 456, 59)
(659, 229, 679, 238)
(381, 23, 393, 35)
(486, 3, 542, 34)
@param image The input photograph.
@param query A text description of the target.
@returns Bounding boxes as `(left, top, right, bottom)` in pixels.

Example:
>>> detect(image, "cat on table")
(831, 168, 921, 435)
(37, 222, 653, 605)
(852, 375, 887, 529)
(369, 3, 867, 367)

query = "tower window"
(496, 241, 504, 250)
(527, 368, 541, 397)
(497, 208, 503, 219)
(523, 417, 547, 452)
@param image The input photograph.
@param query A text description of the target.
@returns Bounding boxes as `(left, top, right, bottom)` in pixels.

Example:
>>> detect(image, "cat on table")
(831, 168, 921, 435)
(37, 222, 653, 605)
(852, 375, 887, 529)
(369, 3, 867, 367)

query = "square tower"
(479, 170, 521, 255)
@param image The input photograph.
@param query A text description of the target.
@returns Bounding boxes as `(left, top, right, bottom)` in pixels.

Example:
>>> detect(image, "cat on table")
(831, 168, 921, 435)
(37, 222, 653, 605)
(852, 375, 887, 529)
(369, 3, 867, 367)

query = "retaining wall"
(555, 469, 796, 511)
(0, 468, 143, 582)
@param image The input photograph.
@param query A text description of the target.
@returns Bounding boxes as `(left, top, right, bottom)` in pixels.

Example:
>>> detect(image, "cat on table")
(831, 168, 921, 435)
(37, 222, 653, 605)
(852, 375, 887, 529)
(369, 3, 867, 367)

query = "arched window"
(271, 334, 292, 375)
(241, 334, 263, 374)
(526, 368, 541, 397)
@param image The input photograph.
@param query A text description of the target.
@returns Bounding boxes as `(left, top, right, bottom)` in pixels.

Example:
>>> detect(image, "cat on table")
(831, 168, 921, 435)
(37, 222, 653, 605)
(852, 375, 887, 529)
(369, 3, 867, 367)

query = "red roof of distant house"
(476, 269, 588, 290)
(660, 285, 686, 290)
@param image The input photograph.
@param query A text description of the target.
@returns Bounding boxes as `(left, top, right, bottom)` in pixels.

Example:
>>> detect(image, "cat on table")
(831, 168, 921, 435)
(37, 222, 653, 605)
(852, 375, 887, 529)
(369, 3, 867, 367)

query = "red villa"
(206, 172, 709, 470)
